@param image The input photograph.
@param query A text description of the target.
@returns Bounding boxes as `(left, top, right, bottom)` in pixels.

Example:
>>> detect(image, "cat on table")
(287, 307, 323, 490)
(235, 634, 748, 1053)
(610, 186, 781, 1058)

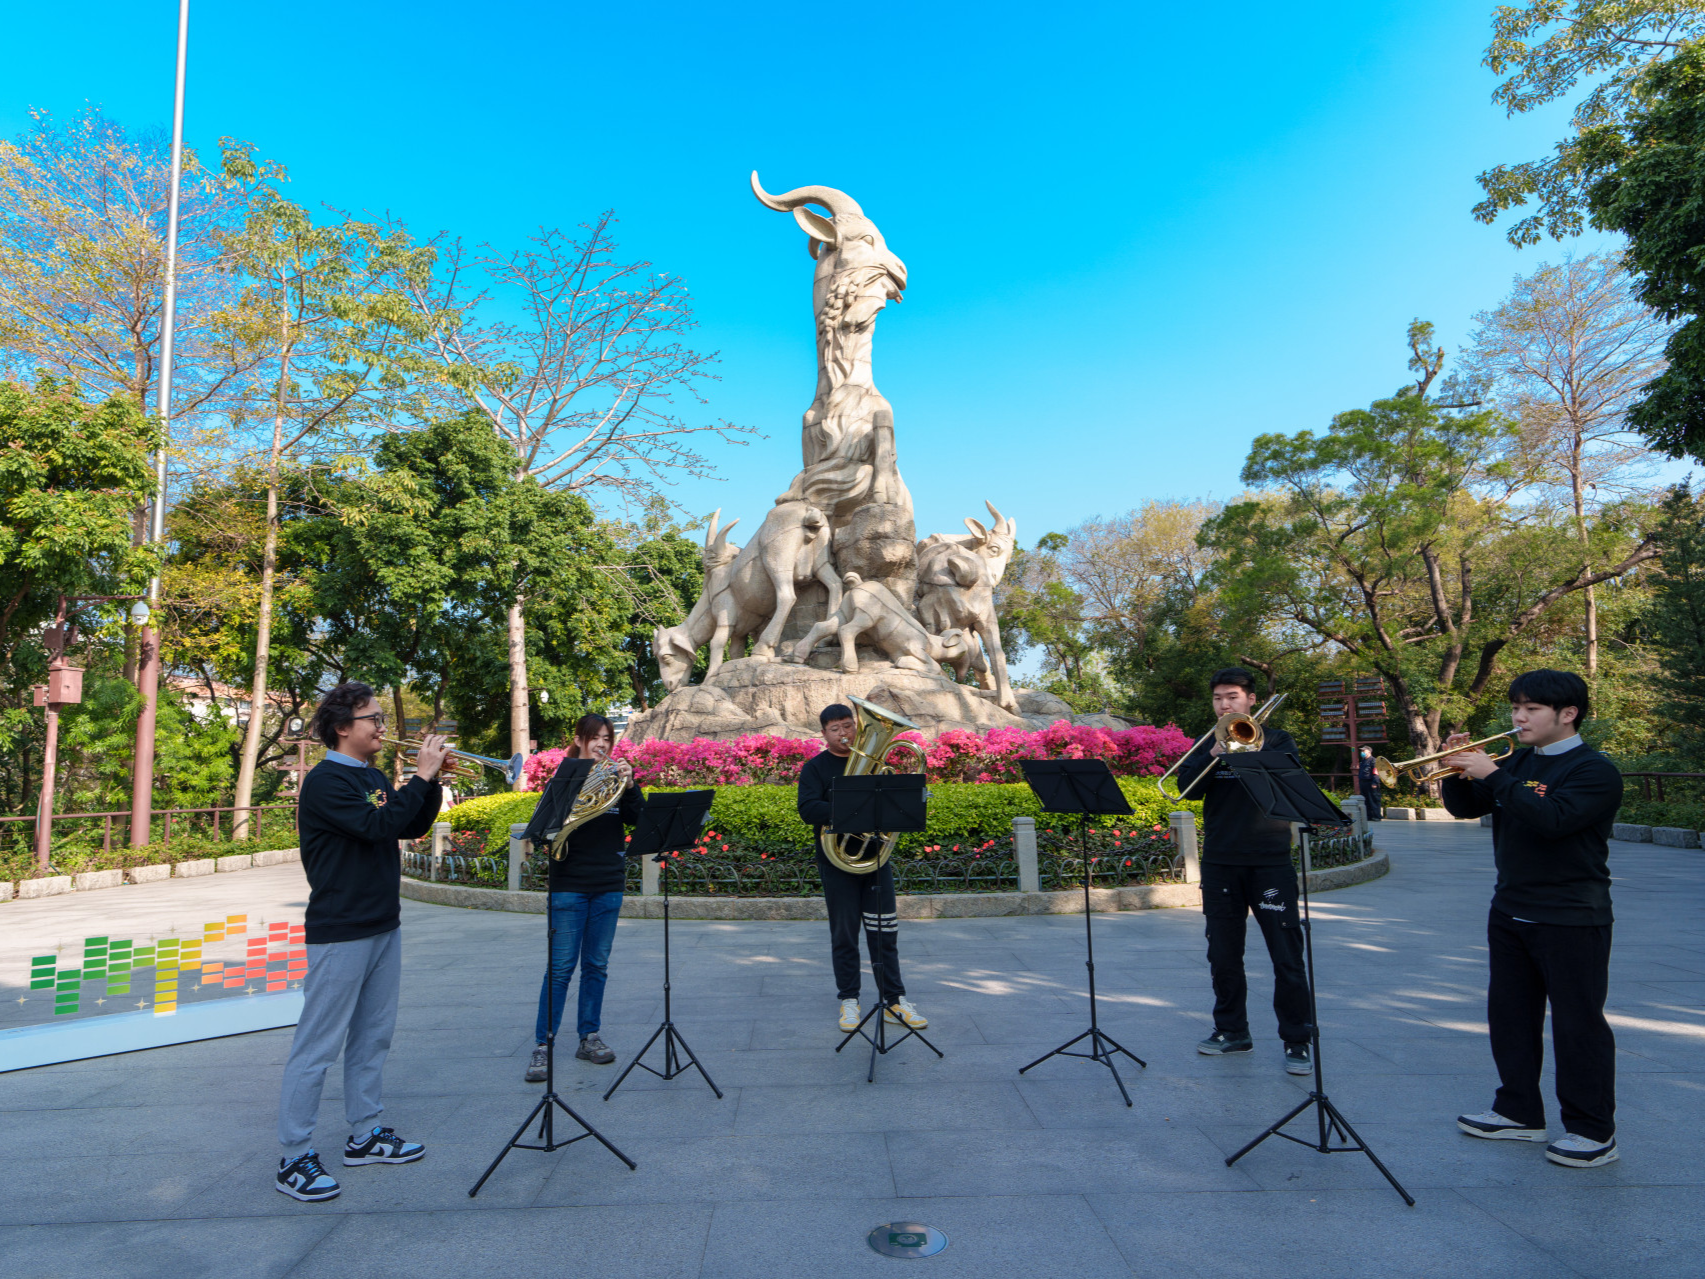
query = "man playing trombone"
(1170, 668, 1313, 1075)
(1438, 670, 1624, 1168)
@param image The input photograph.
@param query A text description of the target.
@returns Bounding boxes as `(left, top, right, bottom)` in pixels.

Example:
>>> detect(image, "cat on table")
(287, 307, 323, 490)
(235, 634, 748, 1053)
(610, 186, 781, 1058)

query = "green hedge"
(446, 779, 1201, 859)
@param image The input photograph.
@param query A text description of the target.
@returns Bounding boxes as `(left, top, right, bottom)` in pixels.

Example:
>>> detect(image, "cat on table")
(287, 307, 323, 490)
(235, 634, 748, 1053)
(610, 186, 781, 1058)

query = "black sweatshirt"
(1170, 727, 1302, 866)
(797, 749, 849, 856)
(547, 780, 644, 895)
(1440, 740, 1623, 926)
(296, 758, 443, 944)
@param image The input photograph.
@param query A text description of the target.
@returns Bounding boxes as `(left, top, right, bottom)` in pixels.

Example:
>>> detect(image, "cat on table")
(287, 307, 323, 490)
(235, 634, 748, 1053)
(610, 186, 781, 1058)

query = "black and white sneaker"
(1457, 1110, 1547, 1141)
(1546, 1133, 1619, 1168)
(343, 1126, 426, 1166)
(525, 1045, 548, 1083)
(1283, 1042, 1312, 1075)
(1197, 1029, 1254, 1055)
(277, 1150, 340, 1201)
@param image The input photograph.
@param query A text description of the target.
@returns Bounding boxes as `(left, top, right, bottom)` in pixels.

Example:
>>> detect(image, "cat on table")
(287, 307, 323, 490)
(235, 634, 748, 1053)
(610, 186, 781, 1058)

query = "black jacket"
(1170, 727, 1303, 865)
(522, 755, 645, 895)
(296, 759, 443, 944)
(797, 749, 848, 856)
(1440, 741, 1622, 925)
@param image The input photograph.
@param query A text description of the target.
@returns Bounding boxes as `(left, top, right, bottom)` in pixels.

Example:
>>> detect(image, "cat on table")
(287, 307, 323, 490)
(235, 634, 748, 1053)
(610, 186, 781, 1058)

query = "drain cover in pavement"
(867, 1222, 948, 1258)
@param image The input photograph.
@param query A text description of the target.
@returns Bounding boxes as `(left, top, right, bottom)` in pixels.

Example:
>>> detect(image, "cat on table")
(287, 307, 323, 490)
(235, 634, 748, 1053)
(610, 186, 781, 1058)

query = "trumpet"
(1372, 731, 1518, 788)
(381, 737, 527, 787)
(1155, 692, 1289, 802)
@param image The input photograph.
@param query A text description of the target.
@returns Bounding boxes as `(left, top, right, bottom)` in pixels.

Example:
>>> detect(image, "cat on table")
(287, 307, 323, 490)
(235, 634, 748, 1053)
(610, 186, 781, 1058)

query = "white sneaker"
(1457, 1110, 1547, 1141)
(839, 998, 861, 1032)
(884, 997, 927, 1029)
(1546, 1133, 1619, 1168)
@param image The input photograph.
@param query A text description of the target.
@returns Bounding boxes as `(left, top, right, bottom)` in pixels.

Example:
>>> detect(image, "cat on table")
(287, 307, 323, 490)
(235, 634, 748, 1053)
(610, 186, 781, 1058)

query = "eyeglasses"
(351, 713, 387, 727)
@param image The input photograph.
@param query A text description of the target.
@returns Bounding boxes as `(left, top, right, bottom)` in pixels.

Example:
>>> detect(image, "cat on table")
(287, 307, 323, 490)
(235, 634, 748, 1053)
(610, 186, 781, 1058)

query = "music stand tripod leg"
(469, 912, 636, 1197)
(604, 846, 722, 1101)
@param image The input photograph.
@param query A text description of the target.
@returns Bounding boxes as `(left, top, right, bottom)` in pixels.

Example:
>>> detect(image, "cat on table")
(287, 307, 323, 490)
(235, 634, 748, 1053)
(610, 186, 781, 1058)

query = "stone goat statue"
(915, 500, 1020, 712)
(788, 573, 985, 681)
(655, 501, 841, 690)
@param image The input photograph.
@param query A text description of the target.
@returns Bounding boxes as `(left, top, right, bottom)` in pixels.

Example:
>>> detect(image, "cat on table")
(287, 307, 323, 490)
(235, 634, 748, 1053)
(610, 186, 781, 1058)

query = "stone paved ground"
(2, 822, 1701, 1279)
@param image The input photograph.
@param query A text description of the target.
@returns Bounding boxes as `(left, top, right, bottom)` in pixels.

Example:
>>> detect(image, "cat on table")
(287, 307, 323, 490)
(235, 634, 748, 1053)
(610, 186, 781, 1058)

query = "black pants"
(1487, 909, 1616, 1142)
(1361, 780, 1382, 820)
(1201, 861, 1312, 1044)
(817, 850, 905, 1002)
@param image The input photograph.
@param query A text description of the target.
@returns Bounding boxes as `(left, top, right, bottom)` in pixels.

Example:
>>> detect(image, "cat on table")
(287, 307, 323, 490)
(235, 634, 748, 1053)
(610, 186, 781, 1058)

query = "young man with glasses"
(1440, 669, 1624, 1168)
(275, 682, 448, 1201)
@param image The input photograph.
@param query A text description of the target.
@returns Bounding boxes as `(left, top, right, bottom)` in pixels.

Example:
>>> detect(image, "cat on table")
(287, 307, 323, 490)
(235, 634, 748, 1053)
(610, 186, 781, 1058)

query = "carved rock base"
(832, 502, 917, 610)
(624, 658, 1100, 744)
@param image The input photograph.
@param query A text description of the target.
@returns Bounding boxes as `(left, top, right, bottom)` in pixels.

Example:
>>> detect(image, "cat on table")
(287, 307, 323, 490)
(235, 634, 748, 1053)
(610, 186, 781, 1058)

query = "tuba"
(822, 695, 929, 875)
(1154, 692, 1289, 802)
(549, 758, 631, 860)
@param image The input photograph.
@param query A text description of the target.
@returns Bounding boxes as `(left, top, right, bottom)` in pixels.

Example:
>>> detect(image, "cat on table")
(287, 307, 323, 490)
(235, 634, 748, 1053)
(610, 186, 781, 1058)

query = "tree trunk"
(507, 594, 529, 791)
(231, 477, 280, 841)
(392, 685, 409, 785)
(1572, 436, 1597, 676)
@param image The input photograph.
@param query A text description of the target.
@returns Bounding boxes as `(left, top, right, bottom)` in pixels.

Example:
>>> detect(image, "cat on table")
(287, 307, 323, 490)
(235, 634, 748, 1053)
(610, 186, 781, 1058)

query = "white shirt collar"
(324, 749, 370, 768)
(1534, 734, 1583, 756)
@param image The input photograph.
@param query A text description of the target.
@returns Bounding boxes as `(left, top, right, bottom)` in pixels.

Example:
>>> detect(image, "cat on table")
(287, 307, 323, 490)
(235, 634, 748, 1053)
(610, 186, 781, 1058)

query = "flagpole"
(130, 0, 190, 848)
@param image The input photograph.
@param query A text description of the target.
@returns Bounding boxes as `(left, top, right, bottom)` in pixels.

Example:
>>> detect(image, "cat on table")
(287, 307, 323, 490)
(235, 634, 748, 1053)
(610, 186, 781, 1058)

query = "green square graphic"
(108, 961, 131, 975)
(85, 936, 107, 946)
(30, 978, 53, 990)
(31, 956, 54, 971)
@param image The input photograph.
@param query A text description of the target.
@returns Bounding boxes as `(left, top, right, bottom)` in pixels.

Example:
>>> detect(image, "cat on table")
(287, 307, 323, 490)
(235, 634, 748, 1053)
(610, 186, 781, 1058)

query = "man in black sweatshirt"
(797, 703, 927, 1035)
(1441, 669, 1624, 1169)
(1170, 667, 1312, 1076)
(275, 682, 447, 1203)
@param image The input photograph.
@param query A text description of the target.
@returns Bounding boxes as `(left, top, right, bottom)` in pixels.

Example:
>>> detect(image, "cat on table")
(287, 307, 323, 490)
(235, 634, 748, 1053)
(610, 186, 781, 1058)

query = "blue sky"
(3, 0, 1647, 549)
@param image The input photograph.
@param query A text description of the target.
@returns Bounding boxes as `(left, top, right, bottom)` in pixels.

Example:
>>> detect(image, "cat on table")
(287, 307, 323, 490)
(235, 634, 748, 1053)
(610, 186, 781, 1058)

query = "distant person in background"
(276, 682, 445, 1203)
(1357, 746, 1383, 821)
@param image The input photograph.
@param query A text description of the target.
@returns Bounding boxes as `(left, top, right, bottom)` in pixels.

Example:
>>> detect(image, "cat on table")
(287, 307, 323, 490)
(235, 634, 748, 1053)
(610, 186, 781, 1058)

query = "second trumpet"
(1372, 731, 1517, 788)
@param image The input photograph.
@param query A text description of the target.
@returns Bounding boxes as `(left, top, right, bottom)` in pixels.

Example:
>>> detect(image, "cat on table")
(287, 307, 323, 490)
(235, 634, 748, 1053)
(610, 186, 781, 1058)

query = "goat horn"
(712, 515, 739, 551)
(984, 499, 1011, 531)
(705, 508, 721, 549)
(750, 171, 864, 220)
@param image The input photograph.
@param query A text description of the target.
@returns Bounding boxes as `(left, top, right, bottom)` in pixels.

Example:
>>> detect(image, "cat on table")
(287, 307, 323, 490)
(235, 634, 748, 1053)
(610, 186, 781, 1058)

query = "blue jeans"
(535, 891, 623, 1043)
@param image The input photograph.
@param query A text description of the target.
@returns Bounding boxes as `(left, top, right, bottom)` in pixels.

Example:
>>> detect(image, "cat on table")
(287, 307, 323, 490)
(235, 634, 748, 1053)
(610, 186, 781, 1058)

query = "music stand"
(604, 789, 723, 1102)
(468, 792, 637, 1195)
(1016, 759, 1148, 1105)
(829, 774, 944, 1081)
(1215, 752, 1414, 1205)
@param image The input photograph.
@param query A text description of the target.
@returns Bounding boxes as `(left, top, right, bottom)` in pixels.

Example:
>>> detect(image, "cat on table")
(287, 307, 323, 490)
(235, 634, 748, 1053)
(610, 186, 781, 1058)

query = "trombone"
(381, 737, 527, 787)
(1155, 692, 1289, 802)
(1372, 731, 1517, 788)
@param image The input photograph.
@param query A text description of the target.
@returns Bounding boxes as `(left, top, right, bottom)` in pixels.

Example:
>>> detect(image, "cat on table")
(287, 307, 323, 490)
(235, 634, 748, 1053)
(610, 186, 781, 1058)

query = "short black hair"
(309, 681, 378, 749)
(1208, 667, 1258, 697)
(820, 703, 854, 727)
(1507, 669, 1590, 726)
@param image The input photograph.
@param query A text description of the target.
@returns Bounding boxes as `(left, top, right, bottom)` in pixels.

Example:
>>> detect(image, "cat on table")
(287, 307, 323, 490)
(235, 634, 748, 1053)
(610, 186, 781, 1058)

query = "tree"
(390, 215, 754, 771)
(1646, 483, 1705, 764)
(1585, 43, 1705, 462)
(0, 379, 158, 818)
(1203, 323, 1661, 755)
(997, 533, 1121, 711)
(219, 187, 433, 837)
(1464, 252, 1670, 673)
(1473, 2, 1705, 246)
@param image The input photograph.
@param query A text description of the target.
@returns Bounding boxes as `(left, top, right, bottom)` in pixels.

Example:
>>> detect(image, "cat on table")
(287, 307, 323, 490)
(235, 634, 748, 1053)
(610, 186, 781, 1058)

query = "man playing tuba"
(797, 703, 927, 1035)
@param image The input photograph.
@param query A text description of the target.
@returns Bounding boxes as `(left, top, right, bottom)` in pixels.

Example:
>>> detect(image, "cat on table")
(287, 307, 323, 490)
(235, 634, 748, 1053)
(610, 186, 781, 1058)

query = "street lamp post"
(130, 0, 191, 848)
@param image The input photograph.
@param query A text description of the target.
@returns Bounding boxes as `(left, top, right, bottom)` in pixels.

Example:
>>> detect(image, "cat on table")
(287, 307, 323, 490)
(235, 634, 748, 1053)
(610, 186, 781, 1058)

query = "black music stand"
(1215, 753, 1414, 1205)
(1016, 759, 1148, 1105)
(604, 789, 723, 1102)
(829, 774, 944, 1082)
(468, 807, 637, 1195)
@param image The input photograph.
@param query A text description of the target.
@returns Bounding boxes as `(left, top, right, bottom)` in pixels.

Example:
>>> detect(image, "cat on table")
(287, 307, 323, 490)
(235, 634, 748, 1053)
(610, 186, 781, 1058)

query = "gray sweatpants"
(278, 928, 401, 1159)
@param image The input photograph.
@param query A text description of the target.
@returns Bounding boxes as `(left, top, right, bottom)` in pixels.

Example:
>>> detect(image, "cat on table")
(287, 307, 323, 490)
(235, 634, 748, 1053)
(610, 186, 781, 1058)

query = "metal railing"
(0, 802, 299, 860)
(1620, 772, 1705, 803)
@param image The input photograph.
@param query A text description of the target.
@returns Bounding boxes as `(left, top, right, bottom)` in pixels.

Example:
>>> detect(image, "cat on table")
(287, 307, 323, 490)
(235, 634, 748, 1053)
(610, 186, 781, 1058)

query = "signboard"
(1320, 724, 1349, 742)
(1319, 702, 1348, 719)
(1356, 723, 1388, 742)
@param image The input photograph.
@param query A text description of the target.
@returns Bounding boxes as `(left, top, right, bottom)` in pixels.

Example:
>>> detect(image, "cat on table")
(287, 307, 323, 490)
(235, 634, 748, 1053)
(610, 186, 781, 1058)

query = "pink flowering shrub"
(524, 722, 1193, 790)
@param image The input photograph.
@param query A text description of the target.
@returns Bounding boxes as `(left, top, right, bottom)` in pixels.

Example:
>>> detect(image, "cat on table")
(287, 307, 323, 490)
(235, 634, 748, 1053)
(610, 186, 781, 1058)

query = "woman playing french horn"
(521, 713, 641, 1080)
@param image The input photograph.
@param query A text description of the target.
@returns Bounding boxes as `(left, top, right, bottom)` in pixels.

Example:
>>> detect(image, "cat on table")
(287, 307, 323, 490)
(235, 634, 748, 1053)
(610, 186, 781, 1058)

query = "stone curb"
(1, 849, 300, 905)
(1651, 826, 1700, 849)
(1612, 823, 1652, 843)
(399, 850, 1391, 920)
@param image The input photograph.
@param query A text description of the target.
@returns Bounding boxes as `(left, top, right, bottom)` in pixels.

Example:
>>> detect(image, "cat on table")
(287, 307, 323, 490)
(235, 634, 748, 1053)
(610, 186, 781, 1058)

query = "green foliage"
(1644, 485, 1705, 765)
(446, 781, 1201, 861)
(56, 673, 238, 812)
(1586, 43, 1705, 461)
(1473, 3, 1705, 247)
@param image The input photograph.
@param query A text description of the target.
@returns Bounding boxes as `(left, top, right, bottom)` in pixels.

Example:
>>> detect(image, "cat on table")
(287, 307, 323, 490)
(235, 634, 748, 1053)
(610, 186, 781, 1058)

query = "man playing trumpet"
(1439, 669, 1624, 1168)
